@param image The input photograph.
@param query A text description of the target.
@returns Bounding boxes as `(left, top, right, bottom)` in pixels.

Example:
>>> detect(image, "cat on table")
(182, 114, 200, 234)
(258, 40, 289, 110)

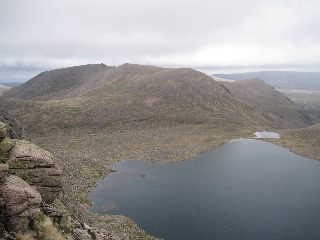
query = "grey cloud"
(0, 0, 320, 80)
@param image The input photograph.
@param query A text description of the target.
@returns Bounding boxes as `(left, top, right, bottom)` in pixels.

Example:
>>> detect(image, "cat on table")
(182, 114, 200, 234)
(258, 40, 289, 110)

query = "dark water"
(88, 139, 320, 240)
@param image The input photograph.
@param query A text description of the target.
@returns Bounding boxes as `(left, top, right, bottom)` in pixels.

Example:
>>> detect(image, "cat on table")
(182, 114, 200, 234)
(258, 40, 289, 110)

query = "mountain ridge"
(220, 78, 312, 129)
(2, 64, 265, 132)
(4, 64, 115, 100)
(213, 71, 320, 90)
(3, 64, 312, 130)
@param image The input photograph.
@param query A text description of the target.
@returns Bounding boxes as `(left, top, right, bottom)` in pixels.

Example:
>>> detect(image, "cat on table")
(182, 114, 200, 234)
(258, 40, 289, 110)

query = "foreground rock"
(6, 140, 63, 204)
(0, 120, 63, 204)
(0, 108, 26, 139)
(0, 175, 42, 233)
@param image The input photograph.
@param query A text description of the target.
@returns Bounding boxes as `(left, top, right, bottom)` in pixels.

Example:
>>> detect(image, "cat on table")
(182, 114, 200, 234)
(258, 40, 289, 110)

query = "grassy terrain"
(28, 123, 256, 203)
(267, 124, 320, 161)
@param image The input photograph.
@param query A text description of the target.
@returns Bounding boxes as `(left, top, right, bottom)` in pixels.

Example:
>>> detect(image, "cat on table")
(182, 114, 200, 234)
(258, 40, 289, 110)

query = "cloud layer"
(1, 0, 320, 79)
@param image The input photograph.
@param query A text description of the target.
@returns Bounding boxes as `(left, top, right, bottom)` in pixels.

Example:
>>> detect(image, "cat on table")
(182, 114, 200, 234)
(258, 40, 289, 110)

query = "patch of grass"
(15, 232, 36, 240)
(34, 212, 66, 240)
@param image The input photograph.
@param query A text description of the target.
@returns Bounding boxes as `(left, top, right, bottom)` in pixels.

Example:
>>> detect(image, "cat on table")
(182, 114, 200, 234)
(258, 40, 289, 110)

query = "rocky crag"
(0, 112, 62, 236)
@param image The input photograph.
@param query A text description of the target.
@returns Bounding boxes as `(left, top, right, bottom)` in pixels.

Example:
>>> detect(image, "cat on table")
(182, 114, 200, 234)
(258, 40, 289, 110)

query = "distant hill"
(3, 63, 266, 130)
(0, 85, 11, 96)
(3, 64, 313, 133)
(280, 90, 320, 124)
(3, 64, 115, 100)
(213, 71, 320, 90)
(0, 82, 23, 87)
(220, 78, 312, 129)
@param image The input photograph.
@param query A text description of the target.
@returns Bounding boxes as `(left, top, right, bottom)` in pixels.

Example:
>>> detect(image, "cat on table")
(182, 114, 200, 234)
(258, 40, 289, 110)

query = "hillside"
(214, 71, 320, 90)
(3, 63, 267, 130)
(220, 78, 312, 129)
(280, 90, 320, 124)
(3, 64, 115, 100)
(0, 85, 11, 96)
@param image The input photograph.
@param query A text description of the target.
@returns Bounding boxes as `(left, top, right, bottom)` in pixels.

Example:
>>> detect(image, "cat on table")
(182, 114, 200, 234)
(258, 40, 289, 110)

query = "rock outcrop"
(7, 140, 63, 203)
(0, 164, 9, 179)
(0, 120, 63, 204)
(0, 117, 64, 235)
(0, 108, 26, 140)
(0, 175, 42, 233)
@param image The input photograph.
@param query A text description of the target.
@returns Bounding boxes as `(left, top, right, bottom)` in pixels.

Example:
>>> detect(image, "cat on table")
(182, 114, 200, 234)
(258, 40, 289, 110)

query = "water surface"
(89, 139, 320, 240)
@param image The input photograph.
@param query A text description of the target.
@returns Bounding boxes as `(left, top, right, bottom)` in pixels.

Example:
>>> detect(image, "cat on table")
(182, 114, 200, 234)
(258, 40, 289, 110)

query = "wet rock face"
(7, 140, 63, 203)
(0, 175, 42, 233)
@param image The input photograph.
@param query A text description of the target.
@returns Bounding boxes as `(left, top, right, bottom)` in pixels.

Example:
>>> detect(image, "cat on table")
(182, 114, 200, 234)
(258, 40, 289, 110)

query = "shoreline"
(29, 124, 320, 239)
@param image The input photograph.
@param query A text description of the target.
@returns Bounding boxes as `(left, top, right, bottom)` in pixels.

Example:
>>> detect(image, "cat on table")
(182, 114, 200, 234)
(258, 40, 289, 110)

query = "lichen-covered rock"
(0, 175, 42, 233)
(0, 122, 8, 140)
(0, 164, 9, 179)
(0, 137, 16, 163)
(7, 140, 56, 168)
(6, 140, 63, 203)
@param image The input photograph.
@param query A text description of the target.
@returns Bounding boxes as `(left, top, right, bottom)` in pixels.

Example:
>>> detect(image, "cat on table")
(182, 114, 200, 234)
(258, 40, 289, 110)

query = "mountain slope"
(220, 78, 312, 129)
(213, 71, 320, 90)
(4, 64, 313, 131)
(280, 90, 320, 124)
(2, 64, 266, 133)
(3, 64, 115, 100)
(0, 85, 11, 96)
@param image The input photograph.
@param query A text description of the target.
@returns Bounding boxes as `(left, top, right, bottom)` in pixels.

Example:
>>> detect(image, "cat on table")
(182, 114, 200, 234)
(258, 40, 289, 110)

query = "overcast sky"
(1, 0, 320, 81)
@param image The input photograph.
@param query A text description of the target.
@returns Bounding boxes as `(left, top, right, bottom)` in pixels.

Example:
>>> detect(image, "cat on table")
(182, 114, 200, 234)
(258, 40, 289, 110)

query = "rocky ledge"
(0, 119, 63, 234)
(0, 175, 42, 233)
(0, 121, 63, 204)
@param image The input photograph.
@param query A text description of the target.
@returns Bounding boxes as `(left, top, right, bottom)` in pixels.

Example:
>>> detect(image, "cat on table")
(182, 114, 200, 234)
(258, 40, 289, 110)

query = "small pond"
(88, 138, 320, 240)
(254, 131, 280, 139)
